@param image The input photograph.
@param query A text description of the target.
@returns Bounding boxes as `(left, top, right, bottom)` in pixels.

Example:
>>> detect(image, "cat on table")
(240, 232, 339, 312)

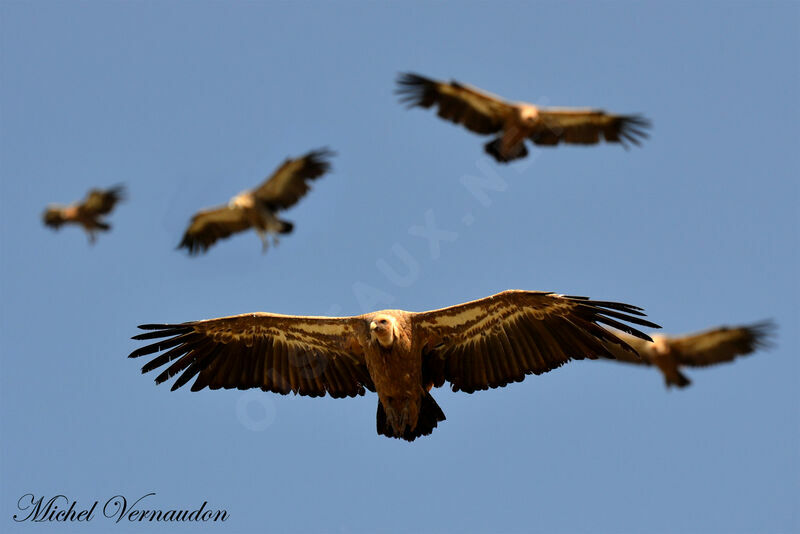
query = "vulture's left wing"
(252, 149, 333, 211)
(531, 109, 650, 148)
(396, 73, 513, 135)
(82, 185, 125, 216)
(670, 321, 776, 367)
(416, 290, 659, 393)
(177, 205, 251, 255)
(129, 312, 373, 398)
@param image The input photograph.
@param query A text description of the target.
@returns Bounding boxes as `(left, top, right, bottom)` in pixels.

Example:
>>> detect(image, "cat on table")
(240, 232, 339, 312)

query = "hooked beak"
(370, 321, 377, 331)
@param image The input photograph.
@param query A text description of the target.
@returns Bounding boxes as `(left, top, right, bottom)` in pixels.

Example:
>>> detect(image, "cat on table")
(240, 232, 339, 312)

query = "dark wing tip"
(617, 114, 652, 148)
(564, 295, 647, 315)
(131, 324, 193, 340)
(396, 71, 432, 87)
(747, 320, 778, 350)
(136, 322, 187, 330)
(302, 147, 336, 175)
(176, 232, 207, 256)
(565, 295, 660, 347)
(108, 184, 127, 202)
(395, 72, 438, 107)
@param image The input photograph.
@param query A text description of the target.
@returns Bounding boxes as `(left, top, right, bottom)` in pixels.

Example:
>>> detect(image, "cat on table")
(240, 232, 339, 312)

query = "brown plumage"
(396, 72, 651, 163)
(599, 321, 776, 388)
(128, 290, 660, 441)
(42, 185, 125, 243)
(177, 149, 333, 255)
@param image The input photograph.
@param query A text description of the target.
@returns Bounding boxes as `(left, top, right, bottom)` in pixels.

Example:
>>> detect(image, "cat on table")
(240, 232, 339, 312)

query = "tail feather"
(665, 370, 691, 389)
(277, 220, 293, 234)
(376, 392, 446, 442)
(484, 138, 528, 163)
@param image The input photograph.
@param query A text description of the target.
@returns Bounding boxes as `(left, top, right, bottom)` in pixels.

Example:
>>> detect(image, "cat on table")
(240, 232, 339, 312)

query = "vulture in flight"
(129, 290, 659, 441)
(178, 149, 333, 255)
(396, 72, 651, 163)
(42, 185, 125, 243)
(599, 321, 775, 388)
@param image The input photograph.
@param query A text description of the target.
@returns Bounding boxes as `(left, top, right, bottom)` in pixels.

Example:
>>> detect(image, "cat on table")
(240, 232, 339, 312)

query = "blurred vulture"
(396, 72, 650, 163)
(129, 289, 659, 441)
(600, 321, 775, 388)
(178, 149, 333, 255)
(42, 185, 125, 244)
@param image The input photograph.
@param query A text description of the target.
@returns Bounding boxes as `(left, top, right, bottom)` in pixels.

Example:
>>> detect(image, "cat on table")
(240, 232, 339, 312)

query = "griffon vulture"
(178, 149, 333, 255)
(42, 185, 125, 243)
(599, 321, 775, 388)
(396, 72, 651, 163)
(129, 290, 659, 441)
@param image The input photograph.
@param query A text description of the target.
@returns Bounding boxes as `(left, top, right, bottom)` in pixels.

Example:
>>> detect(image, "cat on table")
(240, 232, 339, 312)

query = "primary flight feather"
(129, 290, 660, 441)
(396, 72, 651, 163)
(178, 148, 333, 255)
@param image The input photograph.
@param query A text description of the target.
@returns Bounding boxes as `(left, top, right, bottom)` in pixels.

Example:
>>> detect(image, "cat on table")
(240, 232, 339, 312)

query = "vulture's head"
(42, 207, 66, 229)
(651, 334, 671, 356)
(517, 104, 540, 125)
(369, 314, 397, 348)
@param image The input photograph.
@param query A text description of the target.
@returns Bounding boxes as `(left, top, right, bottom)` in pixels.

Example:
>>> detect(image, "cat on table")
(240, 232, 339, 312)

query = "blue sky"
(1, 2, 797, 533)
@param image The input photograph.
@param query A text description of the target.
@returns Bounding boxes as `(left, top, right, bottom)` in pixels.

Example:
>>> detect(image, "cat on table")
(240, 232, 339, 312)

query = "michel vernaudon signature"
(13, 493, 229, 523)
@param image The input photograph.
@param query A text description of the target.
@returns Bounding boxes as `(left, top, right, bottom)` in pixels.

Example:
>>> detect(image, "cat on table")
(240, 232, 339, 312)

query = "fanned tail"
(484, 138, 528, 163)
(376, 392, 446, 442)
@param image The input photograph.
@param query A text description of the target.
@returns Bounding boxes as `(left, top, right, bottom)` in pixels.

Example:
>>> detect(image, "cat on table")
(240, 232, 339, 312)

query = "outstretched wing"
(670, 321, 776, 367)
(396, 72, 514, 135)
(416, 290, 660, 393)
(531, 109, 650, 148)
(252, 149, 333, 211)
(82, 185, 126, 215)
(128, 313, 374, 398)
(177, 205, 251, 255)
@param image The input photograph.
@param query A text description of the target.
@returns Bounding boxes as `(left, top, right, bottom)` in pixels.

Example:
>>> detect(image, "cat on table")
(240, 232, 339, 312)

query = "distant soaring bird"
(129, 290, 659, 441)
(396, 72, 650, 163)
(599, 321, 775, 388)
(42, 185, 125, 244)
(178, 149, 333, 255)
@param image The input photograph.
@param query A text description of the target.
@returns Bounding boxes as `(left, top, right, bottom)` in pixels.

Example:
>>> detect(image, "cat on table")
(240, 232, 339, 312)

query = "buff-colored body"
(649, 334, 687, 387)
(364, 312, 425, 435)
(61, 205, 109, 240)
(498, 105, 540, 158)
(229, 191, 287, 250)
